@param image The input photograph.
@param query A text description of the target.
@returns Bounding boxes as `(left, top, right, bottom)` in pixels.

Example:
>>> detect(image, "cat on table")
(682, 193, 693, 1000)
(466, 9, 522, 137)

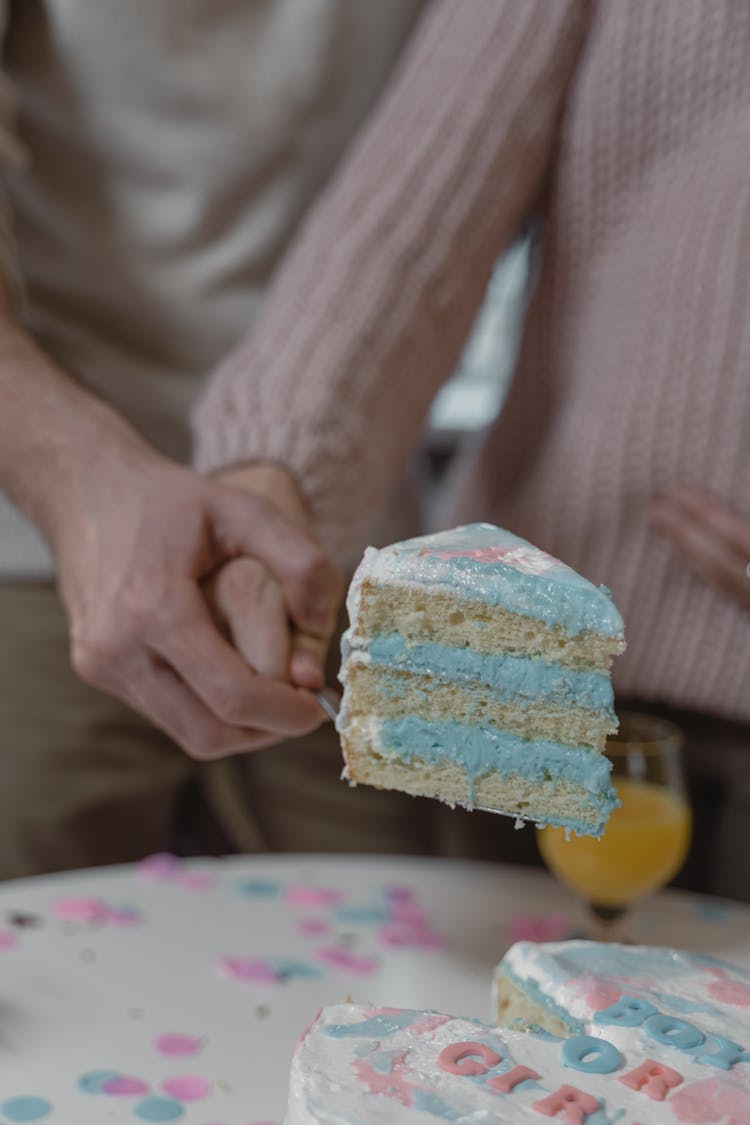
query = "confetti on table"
(134, 1095, 185, 1121)
(160, 1075, 212, 1101)
(285, 885, 345, 909)
(377, 922, 445, 950)
(315, 946, 379, 975)
(507, 911, 571, 943)
(154, 1033, 204, 1057)
(0, 929, 19, 950)
(295, 917, 331, 937)
(174, 870, 217, 893)
(139, 853, 181, 881)
(101, 1075, 150, 1096)
(232, 879, 283, 899)
(78, 1070, 120, 1094)
(0, 1096, 52, 1122)
(51, 897, 111, 922)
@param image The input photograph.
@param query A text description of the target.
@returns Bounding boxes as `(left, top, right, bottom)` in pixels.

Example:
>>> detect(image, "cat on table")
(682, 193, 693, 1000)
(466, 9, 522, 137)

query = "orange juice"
(537, 779, 691, 909)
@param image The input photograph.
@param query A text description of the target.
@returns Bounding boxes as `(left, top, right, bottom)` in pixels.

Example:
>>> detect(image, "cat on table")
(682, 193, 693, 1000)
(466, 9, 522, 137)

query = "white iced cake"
(285, 947, 750, 1123)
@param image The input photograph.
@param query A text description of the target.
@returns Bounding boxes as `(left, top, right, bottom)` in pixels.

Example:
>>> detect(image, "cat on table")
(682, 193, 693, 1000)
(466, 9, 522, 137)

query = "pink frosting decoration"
(618, 1059, 683, 1101)
(488, 1064, 540, 1093)
(409, 1014, 452, 1036)
(531, 1085, 600, 1123)
(669, 1077, 750, 1124)
(161, 1074, 212, 1101)
(566, 974, 622, 1013)
(138, 852, 180, 880)
(154, 1033, 203, 1057)
(706, 967, 750, 1007)
(285, 885, 345, 908)
(0, 930, 19, 951)
(216, 955, 278, 984)
(295, 918, 330, 937)
(437, 1041, 501, 1077)
(352, 1052, 414, 1105)
(51, 896, 111, 922)
(101, 1075, 150, 1096)
(507, 913, 571, 944)
(315, 947, 378, 975)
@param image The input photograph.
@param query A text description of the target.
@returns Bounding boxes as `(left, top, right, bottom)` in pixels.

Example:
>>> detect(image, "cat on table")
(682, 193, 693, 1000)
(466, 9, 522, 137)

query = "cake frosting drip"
(348, 525, 624, 638)
(285, 994, 750, 1123)
(377, 717, 616, 815)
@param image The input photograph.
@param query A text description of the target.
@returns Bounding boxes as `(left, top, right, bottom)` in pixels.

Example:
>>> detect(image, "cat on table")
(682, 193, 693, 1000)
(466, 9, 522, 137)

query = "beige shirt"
(0, 0, 425, 575)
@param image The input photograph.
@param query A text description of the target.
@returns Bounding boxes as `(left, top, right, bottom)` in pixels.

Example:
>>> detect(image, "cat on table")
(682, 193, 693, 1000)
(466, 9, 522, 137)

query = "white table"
(1, 853, 748, 1124)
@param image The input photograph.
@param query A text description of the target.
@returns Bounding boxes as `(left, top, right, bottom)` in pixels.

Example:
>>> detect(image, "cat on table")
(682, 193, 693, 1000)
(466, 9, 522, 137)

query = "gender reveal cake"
(286, 942, 750, 1124)
(495, 938, 750, 1045)
(337, 524, 625, 836)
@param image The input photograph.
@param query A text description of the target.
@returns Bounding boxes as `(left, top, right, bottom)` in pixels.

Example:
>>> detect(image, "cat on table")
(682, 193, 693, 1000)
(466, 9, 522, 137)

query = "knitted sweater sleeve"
(193, 0, 590, 563)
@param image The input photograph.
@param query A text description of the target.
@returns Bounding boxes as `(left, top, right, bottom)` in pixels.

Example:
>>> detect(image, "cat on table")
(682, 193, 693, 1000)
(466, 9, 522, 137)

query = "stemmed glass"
(536, 711, 692, 940)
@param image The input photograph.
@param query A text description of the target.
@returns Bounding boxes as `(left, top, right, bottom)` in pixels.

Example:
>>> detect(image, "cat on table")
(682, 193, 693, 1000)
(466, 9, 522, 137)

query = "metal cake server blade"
(316, 691, 340, 723)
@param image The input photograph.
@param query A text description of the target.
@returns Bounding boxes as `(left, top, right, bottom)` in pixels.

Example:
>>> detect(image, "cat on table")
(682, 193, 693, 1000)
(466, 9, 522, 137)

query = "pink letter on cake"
(531, 1085, 599, 1123)
(438, 1041, 501, 1076)
(488, 1064, 540, 1093)
(619, 1059, 683, 1100)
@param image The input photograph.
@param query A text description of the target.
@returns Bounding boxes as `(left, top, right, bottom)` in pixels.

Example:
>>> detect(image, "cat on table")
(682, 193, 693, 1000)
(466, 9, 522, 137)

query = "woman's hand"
(650, 487, 750, 610)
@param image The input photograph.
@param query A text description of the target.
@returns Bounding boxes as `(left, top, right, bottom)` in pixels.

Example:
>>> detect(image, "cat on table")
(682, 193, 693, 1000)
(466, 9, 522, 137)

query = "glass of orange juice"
(536, 711, 691, 939)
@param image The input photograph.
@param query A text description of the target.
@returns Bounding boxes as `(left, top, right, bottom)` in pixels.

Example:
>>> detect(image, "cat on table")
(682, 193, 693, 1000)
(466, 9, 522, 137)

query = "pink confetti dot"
(176, 870, 217, 893)
(161, 1074, 212, 1101)
(377, 923, 445, 950)
(101, 1075, 150, 1096)
(0, 930, 19, 951)
(295, 917, 330, 937)
(52, 896, 111, 922)
(139, 852, 180, 880)
(108, 906, 143, 926)
(285, 885, 344, 908)
(384, 885, 416, 903)
(155, 1033, 203, 1057)
(315, 947, 379, 975)
(216, 955, 278, 984)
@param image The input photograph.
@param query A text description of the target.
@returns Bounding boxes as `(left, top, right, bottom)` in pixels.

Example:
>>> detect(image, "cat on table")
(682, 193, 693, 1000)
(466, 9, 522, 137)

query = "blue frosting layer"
(375, 524, 624, 639)
(366, 633, 615, 718)
(377, 717, 617, 829)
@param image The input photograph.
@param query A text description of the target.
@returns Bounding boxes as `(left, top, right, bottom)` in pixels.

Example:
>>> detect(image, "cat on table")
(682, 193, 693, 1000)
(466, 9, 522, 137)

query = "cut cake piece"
(337, 523, 625, 837)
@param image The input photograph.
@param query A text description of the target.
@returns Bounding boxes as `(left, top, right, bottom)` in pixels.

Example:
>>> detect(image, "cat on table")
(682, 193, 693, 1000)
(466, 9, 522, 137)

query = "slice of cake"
(285, 996, 750, 1123)
(337, 523, 625, 837)
(495, 939, 750, 1049)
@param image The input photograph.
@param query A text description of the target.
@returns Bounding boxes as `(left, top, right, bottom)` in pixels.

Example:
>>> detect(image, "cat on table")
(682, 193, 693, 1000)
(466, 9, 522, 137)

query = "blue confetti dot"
(696, 899, 732, 922)
(0, 1097, 52, 1122)
(232, 878, 282, 898)
(78, 1070, 119, 1094)
(133, 1096, 184, 1121)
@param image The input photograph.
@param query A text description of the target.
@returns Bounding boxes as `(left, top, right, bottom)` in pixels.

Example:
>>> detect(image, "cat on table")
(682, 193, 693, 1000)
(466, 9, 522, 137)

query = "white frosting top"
(347, 524, 624, 639)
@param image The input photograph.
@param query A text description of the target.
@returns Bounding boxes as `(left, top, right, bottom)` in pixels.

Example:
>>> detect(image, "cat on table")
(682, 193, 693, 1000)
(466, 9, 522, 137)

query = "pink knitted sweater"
(194, 0, 750, 723)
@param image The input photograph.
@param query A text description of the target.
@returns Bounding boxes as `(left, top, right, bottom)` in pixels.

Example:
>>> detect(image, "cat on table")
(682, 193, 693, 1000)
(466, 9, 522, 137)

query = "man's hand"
(650, 487, 750, 610)
(209, 462, 341, 691)
(51, 439, 340, 759)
